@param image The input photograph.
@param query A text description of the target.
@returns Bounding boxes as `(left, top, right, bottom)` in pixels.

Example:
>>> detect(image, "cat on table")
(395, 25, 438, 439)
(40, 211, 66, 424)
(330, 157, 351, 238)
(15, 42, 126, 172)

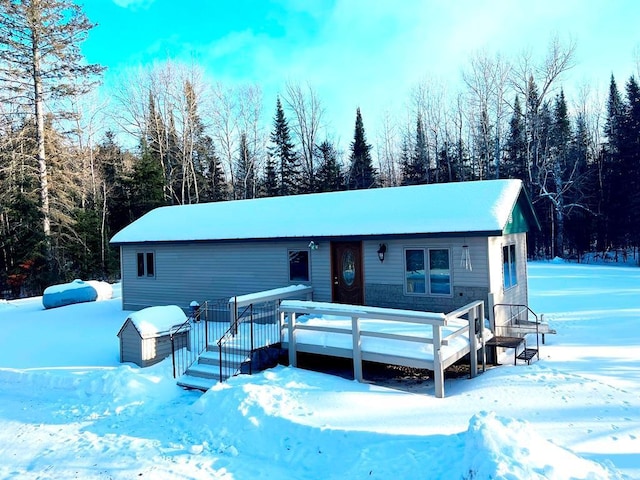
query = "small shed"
(117, 305, 189, 367)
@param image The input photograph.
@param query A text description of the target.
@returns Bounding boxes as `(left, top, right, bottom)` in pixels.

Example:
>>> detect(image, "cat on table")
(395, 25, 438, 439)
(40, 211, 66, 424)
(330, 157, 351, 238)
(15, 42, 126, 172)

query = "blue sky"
(79, 0, 640, 145)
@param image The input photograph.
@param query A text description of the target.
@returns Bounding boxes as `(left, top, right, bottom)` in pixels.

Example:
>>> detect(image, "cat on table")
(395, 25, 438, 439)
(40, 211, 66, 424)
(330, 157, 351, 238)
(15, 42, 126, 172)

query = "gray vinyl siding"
(363, 237, 490, 312)
(121, 240, 330, 311)
(363, 237, 489, 287)
(310, 245, 331, 302)
(487, 233, 529, 326)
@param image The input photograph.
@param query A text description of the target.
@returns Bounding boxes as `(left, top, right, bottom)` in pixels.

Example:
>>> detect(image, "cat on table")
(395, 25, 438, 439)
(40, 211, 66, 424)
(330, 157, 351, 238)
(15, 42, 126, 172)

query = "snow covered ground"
(0, 262, 638, 479)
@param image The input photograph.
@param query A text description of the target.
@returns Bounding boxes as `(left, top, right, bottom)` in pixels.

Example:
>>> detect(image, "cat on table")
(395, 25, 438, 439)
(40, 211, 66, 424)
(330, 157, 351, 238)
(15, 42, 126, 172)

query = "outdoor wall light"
(308, 241, 319, 251)
(377, 243, 387, 262)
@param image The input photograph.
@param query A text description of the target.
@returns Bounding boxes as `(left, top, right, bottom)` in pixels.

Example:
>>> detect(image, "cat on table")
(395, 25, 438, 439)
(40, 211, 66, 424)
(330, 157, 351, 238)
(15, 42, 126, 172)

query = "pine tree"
(198, 136, 226, 202)
(547, 90, 572, 257)
(0, 0, 104, 241)
(130, 145, 166, 220)
(504, 96, 526, 181)
(260, 153, 279, 197)
(269, 97, 300, 196)
(623, 76, 640, 247)
(602, 75, 627, 248)
(234, 133, 256, 200)
(348, 108, 377, 189)
(315, 140, 344, 192)
(402, 115, 428, 185)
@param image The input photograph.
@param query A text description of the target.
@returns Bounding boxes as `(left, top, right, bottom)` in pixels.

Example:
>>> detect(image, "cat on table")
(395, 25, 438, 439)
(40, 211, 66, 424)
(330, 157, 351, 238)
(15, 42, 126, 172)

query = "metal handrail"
(217, 302, 254, 380)
(170, 298, 228, 378)
(493, 303, 539, 324)
(492, 303, 540, 360)
(170, 311, 197, 378)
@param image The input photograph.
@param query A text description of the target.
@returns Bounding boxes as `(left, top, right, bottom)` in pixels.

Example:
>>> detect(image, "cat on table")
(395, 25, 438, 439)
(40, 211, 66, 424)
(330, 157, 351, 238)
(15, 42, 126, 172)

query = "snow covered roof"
(121, 305, 188, 339)
(110, 179, 535, 244)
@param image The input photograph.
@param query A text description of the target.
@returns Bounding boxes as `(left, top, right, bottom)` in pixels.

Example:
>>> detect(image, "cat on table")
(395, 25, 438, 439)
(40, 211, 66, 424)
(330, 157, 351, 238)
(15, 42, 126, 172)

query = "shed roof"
(110, 179, 538, 244)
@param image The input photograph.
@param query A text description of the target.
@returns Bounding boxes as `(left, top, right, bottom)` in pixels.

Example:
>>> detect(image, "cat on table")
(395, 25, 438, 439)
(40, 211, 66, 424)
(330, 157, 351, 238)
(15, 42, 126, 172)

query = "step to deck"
(517, 348, 539, 364)
(177, 374, 218, 391)
(186, 362, 237, 380)
(198, 350, 250, 366)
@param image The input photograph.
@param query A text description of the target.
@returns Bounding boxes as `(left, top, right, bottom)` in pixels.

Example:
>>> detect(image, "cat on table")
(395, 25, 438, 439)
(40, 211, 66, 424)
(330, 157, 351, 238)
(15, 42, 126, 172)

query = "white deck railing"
(228, 285, 314, 326)
(279, 300, 486, 398)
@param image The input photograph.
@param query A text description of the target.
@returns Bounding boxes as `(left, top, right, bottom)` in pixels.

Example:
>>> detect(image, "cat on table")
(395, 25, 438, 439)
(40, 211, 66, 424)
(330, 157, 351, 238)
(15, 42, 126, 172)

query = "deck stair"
(177, 346, 251, 391)
(173, 286, 315, 392)
(487, 304, 552, 365)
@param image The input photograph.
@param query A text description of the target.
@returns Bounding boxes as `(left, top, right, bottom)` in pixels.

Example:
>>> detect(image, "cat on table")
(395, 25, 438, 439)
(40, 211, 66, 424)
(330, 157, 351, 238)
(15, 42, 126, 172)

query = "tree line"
(0, 0, 638, 298)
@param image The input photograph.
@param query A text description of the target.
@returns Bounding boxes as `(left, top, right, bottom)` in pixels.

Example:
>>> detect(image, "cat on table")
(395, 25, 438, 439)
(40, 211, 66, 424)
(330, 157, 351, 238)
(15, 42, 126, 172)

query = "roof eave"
(109, 229, 506, 246)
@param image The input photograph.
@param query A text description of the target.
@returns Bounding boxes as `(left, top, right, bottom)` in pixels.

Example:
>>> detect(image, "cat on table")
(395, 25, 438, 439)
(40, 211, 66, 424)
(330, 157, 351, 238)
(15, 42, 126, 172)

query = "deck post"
(288, 312, 297, 367)
(469, 306, 478, 378)
(479, 302, 486, 373)
(279, 310, 286, 344)
(433, 325, 444, 398)
(229, 297, 238, 335)
(352, 316, 363, 382)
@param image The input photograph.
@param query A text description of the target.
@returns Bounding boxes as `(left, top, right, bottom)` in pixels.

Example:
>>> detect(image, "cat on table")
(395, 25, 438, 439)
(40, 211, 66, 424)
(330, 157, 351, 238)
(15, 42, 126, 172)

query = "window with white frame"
(288, 250, 310, 282)
(136, 252, 155, 278)
(404, 248, 451, 295)
(503, 244, 517, 289)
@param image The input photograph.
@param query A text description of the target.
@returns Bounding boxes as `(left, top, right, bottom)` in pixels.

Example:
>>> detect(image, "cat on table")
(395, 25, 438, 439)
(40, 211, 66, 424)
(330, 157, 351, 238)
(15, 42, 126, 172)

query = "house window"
(503, 244, 517, 289)
(429, 248, 451, 295)
(136, 252, 155, 278)
(289, 250, 310, 282)
(405, 248, 451, 295)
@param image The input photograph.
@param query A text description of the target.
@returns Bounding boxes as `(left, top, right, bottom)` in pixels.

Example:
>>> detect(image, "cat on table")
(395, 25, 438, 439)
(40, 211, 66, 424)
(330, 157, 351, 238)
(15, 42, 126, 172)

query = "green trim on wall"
(503, 200, 529, 234)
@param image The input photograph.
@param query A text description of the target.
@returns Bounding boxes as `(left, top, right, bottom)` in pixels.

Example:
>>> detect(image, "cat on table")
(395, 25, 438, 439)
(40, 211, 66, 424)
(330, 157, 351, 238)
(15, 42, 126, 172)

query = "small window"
(289, 250, 310, 282)
(146, 252, 155, 277)
(137, 253, 145, 277)
(405, 248, 451, 296)
(503, 244, 517, 289)
(136, 251, 155, 278)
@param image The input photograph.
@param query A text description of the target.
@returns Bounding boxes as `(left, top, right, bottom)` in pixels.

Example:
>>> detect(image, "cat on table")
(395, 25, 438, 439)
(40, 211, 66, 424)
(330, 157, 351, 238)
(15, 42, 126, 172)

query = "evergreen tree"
(504, 96, 527, 181)
(234, 133, 256, 200)
(260, 153, 279, 197)
(269, 97, 300, 196)
(198, 136, 226, 202)
(602, 75, 627, 248)
(130, 145, 166, 220)
(0, 0, 104, 242)
(315, 140, 344, 192)
(398, 135, 411, 185)
(566, 113, 595, 255)
(547, 90, 572, 257)
(348, 108, 377, 189)
(402, 115, 428, 185)
(622, 76, 640, 246)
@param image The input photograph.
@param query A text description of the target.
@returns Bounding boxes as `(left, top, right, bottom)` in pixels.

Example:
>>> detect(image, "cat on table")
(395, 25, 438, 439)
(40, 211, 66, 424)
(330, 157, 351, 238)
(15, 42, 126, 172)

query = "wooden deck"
(279, 300, 488, 398)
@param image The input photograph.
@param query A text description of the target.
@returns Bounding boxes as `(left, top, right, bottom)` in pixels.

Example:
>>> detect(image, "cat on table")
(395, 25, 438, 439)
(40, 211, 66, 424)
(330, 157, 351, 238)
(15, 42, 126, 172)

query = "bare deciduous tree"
(283, 82, 324, 192)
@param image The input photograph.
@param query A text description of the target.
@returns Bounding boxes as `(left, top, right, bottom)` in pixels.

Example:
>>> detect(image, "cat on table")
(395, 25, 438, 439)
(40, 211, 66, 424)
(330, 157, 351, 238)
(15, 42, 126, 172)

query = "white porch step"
(177, 374, 218, 391)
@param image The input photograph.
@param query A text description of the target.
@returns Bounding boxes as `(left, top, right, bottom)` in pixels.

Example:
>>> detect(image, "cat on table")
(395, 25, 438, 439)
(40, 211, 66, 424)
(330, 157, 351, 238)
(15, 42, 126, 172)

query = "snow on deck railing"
(229, 285, 313, 310)
(279, 300, 486, 398)
(228, 285, 314, 329)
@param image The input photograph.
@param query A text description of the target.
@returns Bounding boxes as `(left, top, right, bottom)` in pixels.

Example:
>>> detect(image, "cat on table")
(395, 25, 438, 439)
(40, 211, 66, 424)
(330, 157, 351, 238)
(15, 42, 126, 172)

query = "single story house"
(110, 179, 540, 328)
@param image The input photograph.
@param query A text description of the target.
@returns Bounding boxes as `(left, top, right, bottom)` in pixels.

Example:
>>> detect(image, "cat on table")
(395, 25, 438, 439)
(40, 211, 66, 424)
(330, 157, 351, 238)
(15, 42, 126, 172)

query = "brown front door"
(331, 241, 364, 305)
